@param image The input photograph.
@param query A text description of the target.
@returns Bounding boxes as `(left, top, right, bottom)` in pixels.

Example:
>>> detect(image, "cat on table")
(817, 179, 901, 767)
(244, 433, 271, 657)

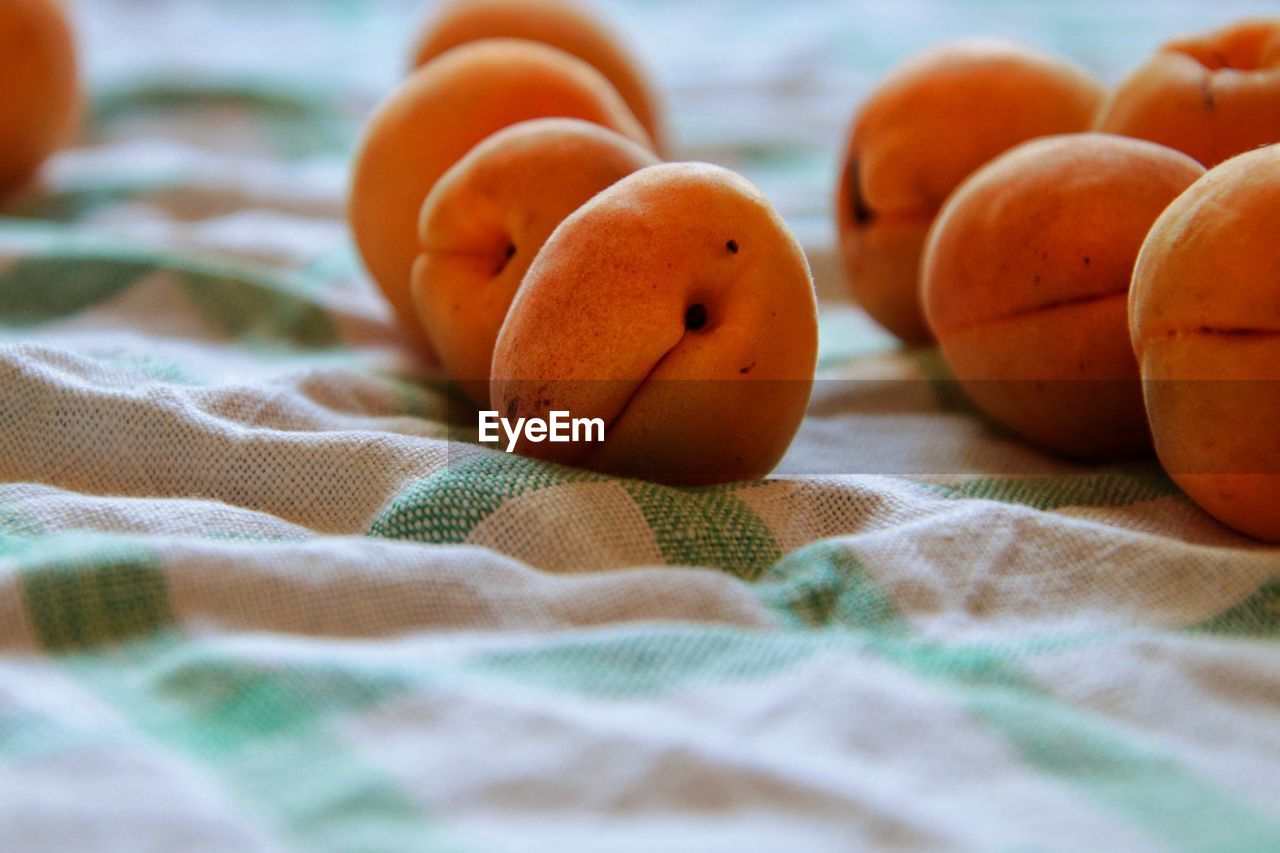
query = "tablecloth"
(1, 1, 1277, 850)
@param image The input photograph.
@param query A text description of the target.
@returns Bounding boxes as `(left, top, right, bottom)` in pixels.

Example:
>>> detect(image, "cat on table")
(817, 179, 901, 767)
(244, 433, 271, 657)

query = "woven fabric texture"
(0, 1, 1277, 851)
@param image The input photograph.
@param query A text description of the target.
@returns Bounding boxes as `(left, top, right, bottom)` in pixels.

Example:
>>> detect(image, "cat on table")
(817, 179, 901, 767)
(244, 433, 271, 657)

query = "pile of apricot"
(352, 8, 1277, 537)
(350, 0, 818, 487)
(835, 18, 1280, 540)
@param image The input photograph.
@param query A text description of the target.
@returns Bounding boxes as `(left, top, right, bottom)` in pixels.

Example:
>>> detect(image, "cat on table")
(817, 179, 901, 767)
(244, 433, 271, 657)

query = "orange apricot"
(837, 39, 1104, 343)
(348, 39, 652, 353)
(0, 0, 78, 193)
(412, 118, 658, 405)
(490, 162, 817, 485)
(1130, 144, 1280, 541)
(411, 0, 666, 153)
(1096, 19, 1280, 167)
(922, 133, 1204, 459)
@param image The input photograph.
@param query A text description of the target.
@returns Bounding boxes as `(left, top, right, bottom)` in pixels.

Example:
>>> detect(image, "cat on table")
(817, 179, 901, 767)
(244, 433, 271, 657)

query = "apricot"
(412, 118, 658, 405)
(836, 39, 1104, 343)
(348, 39, 652, 353)
(1130, 144, 1280, 541)
(0, 0, 78, 193)
(411, 0, 666, 153)
(922, 133, 1204, 459)
(1096, 19, 1280, 167)
(490, 162, 817, 485)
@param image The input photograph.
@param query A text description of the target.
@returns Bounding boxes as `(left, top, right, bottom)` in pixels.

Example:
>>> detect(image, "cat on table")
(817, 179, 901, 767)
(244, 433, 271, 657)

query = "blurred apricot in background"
(0, 0, 78, 193)
(348, 38, 652, 354)
(836, 40, 1102, 344)
(411, 0, 666, 153)
(1097, 18, 1280, 167)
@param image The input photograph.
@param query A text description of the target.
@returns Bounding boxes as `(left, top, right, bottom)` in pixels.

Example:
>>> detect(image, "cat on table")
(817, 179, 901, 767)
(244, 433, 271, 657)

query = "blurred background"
(38, 0, 1276, 302)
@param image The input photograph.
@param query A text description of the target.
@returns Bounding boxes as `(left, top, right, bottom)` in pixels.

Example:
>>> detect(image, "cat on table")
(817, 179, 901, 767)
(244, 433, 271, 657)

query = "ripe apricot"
(922, 133, 1204, 459)
(490, 162, 817, 485)
(0, 0, 78, 193)
(836, 39, 1104, 343)
(1096, 19, 1280, 167)
(412, 118, 658, 405)
(348, 39, 652, 353)
(1131, 144, 1280, 541)
(411, 0, 666, 153)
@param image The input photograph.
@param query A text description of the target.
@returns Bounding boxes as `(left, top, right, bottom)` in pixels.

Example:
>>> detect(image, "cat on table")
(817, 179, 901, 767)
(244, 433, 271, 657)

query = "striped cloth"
(1, 1, 1277, 850)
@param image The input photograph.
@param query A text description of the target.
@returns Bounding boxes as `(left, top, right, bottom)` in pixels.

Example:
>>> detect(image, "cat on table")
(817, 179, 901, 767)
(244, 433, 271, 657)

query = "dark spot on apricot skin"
(1200, 77, 1217, 111)
(727, 240, 739, 254)
(739, 361, 756, 375)
(494, 243, 516, 276)
(1195, 326, 1277, 338)
(848, 157, 875, 226)
(506, 398, 519, 420)
(1083, 256, 1091, 266)
(685, 303, 708, 331)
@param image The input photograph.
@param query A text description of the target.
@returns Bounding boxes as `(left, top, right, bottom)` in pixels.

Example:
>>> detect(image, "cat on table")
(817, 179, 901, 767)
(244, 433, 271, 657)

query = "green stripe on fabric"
(303, 246, 364, 289)
(766, 541, 1280, 851)
(756, 539, 908, 633)
(372, 454, 782, 573)
(178, 265, 339, 350)
(8, 182, 154, 224)
(16, 537, 171, 654)
(619, 481, 781, 577)
(367, 370, 469, 423)
(474, 610, 1280, 850)
(6, 528, 459, 851)
(0, 705, 90, 763)
(0, 243, 340, 350)
(370, 452, 606, 545)
(534, 537, 1280, 848)
(90, 81, 353, 158)
(0, 256, 157, 328)
(1189, 579, 1280, 638)
(919, 465, 1180, 511)
(64, 639, 462, 853)
(965, 689, 1280, 853)
(149, 650, 396, 743)
(476, 628, 818, 699)
(91, 351, 206, 385)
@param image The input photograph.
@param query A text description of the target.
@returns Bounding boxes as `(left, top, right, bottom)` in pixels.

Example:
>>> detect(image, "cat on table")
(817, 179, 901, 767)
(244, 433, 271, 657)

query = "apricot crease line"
(938, 290, 1125, 335)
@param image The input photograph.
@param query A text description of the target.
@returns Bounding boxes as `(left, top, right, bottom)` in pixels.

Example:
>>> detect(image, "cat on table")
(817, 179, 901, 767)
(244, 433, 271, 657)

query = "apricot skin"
(490, 162, 817, 486)
(1096, 19, 1280, 167)
(922, 133, 1205, 459)
(837, 40, 1104, 343)
(1131, 144, 1280, 541)
(412, 119, 658, 406)
(348, 39, 652, 354)
(0, 0, 78, 193)
(411, 0, 665, 153)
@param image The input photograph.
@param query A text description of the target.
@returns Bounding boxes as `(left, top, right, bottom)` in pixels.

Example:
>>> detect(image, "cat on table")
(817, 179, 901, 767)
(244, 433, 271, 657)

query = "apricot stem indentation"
(848, 157, 875, 226)
(494, 243, 516, 276)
